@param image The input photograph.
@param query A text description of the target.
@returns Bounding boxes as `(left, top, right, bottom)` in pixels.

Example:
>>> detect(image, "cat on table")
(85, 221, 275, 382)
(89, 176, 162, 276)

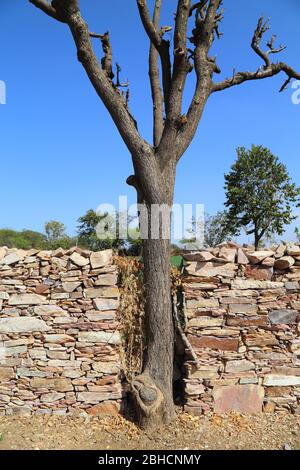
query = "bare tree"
(29, 0, 300, 428)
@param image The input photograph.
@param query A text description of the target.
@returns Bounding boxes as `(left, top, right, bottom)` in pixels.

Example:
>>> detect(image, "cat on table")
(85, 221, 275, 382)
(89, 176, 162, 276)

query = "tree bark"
(130, 166, 176, 429)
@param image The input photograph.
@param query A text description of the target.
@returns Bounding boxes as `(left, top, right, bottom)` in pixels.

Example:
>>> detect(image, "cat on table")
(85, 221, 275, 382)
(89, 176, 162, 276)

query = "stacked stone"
(183, 242, 300, 416)
(0, 246, 122, 417)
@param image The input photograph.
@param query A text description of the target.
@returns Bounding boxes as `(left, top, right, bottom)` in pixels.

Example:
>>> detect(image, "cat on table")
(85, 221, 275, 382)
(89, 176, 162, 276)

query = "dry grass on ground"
(0, 412, 299, 450)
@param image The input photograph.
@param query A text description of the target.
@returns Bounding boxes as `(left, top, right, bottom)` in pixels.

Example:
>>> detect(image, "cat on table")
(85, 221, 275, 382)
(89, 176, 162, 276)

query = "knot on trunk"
(131, 373, 163, 418)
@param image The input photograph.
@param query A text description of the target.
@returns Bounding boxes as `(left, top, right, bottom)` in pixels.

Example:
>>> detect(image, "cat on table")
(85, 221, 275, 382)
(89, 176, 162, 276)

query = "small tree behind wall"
(29, 0, 300, 428)
(224, 146, 300, 249)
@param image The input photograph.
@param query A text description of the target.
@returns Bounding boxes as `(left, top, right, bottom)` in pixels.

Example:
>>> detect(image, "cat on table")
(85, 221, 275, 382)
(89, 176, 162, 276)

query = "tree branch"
(29, 0, 63, 21)
(90, 31, 114, 81)
(173, 0, 222, 161)
(136, 0, 172, 111)
(30, 0, 150, 162)
(212, 17, 299, 93)
(149, 0, 164, 147)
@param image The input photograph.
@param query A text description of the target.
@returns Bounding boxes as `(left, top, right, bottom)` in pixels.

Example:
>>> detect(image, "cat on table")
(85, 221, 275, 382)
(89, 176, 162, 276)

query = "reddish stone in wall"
(213, 385, 264, 414)
(226, 316, 268, 327)
(245, 266, 273, 281)
(188, 335, 239, 351)
(87, 401, 120, 416)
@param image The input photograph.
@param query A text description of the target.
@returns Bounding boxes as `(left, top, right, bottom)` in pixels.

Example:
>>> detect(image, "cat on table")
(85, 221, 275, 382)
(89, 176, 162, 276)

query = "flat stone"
(186, 262, 237, 278)
(0, 367, 14, 381)
(86, 311, 116, 321)
(237, 248, 249, 265)
(183, 252, 214, 262)
(90, 250, 113, 269)
(93, 299, 119, 311)
(231, 280, 284, 290)
(77, 391, 121, 404)
(268, 309, 298, 325)
(225, 359, 255, 373)
(44, 334, 75, 345)
(229, 304, 257, 315)
(188, 335, 239, 351)
(30, 378, 73, 392)
(92, 362, 120, 374)
(262, 257, 275, 267)
(85, 287, 119, 299)
(94, 274, 118, 286)
(62, 281, 82, 293)
(0, 318, 49, 333)
(8, 294, 47, 306)
(35, 284, 50, 295)
(69, 252, 89, 267)
(263, 375, 300, 386)
(247, 251, 274, 264)
(243, 331, 278, 347)
(189, 316, 223, 328)
(213, 385, 264, 414)
(226, 316, 267, 327)
(186, 298, 219, 309)
(286, 245, 300, 256)
(78, 331, 121, 345)
(0, 252, 23, 266)
(87, 401, 120, 416)
(274, 256, 295, 270)
(219, 247, 236, 263)
(40, 392, 65, 403)
(16, 368, 51, 378)
(245, 266, 273, 281)
(34, 305, 66, 316)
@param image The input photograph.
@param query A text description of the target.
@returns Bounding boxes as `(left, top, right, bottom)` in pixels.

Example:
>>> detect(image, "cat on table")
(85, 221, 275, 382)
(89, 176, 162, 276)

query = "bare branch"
(251, 17, 271, 67)
(136, 0, 162, 48)
(212, 62, 300, 92)
(29, 0, 63, 21)
(136, 0, 172, 110)
(30, 0, 149, 162)
(173, 0, 222, 161)
(149, 0, 164, 147)
(90, 31, 114, 81)
(213, 17, 300, 93)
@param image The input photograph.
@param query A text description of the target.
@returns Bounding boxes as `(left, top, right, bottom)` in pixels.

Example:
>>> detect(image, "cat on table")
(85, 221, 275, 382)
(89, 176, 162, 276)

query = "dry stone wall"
(183, 243, 300, 416)
(0, 247, 122, 417)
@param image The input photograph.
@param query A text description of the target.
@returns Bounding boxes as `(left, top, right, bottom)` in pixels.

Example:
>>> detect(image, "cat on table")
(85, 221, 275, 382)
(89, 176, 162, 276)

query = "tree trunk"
(131, 167, 176, 430)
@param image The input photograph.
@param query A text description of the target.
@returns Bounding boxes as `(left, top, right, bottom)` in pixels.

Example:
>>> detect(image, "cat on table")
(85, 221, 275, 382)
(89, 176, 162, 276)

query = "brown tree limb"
(136, 0, 172, 111)
(29, 0, 63, 21)
(212, 17, 299, 93)
(29, 0, 162, 201)
(90, 31, 114, 81)
(212, 62, 300, 92)
(168, 0, 191, 120)
(149, 0, 164, 147)
(174, 0, 222, 160)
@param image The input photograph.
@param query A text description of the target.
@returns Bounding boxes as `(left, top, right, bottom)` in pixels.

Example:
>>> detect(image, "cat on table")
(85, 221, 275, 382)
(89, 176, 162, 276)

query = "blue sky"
(0, 0, 300, 242)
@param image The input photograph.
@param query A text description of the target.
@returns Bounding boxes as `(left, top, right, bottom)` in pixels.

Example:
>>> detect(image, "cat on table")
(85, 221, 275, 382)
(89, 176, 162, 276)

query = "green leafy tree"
(224, 146, 300, 249)
(77, 209, 138, 252)
(44, 221, 74, 249)
(0, 229, 47, 249)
